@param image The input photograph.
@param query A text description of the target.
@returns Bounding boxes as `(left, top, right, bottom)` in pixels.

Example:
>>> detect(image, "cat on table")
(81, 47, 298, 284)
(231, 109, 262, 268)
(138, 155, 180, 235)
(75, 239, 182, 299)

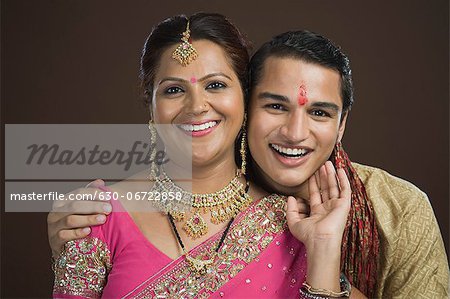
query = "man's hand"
(286, 161, 351, 246)
(286, 161, 351, 292)
(47, 179, 112, 258)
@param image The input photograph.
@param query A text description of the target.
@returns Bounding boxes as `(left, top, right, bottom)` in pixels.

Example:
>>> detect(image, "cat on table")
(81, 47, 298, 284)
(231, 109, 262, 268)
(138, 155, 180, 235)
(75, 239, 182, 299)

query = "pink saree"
(53, 189, 307, 298)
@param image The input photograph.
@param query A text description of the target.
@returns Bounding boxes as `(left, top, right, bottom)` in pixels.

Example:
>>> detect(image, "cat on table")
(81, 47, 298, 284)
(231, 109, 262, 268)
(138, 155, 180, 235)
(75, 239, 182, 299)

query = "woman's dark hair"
(140, 12, 251, 107)
(249, 30, 354, 113)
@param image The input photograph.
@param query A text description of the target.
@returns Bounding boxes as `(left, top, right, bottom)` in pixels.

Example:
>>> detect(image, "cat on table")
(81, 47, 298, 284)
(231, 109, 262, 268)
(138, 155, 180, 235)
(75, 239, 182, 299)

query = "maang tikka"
(172, 20, 198, 66)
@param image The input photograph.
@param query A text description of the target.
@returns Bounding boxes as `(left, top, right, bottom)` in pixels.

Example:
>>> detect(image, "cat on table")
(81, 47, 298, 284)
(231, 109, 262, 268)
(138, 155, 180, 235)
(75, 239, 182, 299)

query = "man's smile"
(270, 143, 312, 158)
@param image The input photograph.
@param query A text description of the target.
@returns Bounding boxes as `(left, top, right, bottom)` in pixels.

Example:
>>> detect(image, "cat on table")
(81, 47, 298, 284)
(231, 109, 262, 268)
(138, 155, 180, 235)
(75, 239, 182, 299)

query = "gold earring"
(148, 120, 158, 178)
(240, 114, 247, 175)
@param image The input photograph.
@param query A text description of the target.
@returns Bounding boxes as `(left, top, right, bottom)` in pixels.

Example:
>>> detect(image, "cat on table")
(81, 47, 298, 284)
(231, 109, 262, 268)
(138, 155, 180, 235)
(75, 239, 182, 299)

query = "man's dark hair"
(249, 30, 354, 113)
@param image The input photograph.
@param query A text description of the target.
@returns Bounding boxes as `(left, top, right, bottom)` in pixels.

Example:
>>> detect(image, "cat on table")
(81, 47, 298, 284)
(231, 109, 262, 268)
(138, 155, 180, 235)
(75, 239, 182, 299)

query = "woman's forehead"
(155, 40, 237, 79)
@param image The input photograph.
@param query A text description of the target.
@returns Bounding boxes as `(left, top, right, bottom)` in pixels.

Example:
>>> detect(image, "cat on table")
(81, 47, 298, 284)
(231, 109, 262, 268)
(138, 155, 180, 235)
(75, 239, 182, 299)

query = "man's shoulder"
(352, 162, 427, 199)
(351, 162, 431, 216)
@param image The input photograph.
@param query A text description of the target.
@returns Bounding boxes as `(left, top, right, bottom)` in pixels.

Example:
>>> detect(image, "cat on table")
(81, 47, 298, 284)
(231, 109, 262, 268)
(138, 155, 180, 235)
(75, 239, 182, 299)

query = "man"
(246, 30, 448, 298)
(48, 30, 449, 298)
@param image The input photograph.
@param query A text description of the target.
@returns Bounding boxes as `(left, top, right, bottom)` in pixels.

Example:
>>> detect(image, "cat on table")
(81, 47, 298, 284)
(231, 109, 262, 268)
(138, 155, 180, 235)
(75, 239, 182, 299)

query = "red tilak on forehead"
(298, 84, 308, 106)
(190, 77, 197, 84)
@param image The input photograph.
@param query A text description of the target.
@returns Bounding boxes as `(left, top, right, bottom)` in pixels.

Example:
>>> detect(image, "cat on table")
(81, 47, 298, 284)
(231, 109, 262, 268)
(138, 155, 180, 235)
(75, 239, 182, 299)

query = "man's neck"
(252, 164, 309, 199)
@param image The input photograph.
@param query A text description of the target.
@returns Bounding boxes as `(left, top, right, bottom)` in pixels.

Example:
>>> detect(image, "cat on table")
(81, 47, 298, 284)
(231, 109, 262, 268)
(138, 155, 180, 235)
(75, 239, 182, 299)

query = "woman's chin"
(191, 153, 215, 168)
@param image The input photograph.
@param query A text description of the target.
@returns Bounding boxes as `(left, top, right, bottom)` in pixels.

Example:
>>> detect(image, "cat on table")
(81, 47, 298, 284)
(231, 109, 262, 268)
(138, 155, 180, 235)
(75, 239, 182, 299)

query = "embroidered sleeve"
(53, 237, 112, 298)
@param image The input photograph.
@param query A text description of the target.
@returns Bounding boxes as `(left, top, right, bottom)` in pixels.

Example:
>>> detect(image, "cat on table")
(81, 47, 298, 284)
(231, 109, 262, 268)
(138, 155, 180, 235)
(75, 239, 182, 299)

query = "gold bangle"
(302, 281, 350, 298)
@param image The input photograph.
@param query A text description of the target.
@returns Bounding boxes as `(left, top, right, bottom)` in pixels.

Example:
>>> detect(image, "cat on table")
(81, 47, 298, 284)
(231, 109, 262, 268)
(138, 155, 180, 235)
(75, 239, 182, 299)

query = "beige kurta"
(354, 163, 449, 298)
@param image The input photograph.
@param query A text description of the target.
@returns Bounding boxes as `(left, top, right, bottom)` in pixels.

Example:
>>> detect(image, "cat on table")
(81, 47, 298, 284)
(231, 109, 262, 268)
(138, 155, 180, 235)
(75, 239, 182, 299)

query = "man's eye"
(264, 103, 286, 111)
(206, 82, 226, 90)
(311, 109, 330, 117)
(165, 86, 183, 94)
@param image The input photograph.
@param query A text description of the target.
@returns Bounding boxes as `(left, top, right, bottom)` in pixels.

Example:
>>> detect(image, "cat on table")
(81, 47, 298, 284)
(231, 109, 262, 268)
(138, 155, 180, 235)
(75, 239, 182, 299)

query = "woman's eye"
(165, 86, 183, 94)
(206, 82, 226, 90)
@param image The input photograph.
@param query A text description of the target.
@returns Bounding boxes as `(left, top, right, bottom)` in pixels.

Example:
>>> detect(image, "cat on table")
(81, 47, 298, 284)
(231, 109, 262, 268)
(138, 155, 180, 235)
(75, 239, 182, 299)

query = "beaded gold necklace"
(151, 168, 252, 239)
(167, 213, 234, 276)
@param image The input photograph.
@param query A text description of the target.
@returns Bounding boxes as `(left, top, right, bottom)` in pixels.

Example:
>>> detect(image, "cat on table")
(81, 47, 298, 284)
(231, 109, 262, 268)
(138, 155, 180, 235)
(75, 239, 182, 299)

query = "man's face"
(248, 56, 347, 197)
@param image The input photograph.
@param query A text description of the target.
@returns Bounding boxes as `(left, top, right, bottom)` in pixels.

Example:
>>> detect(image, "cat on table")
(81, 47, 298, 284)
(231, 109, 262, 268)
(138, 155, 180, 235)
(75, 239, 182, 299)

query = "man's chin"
(266, 173, 306, 195)
(276, 169, 309, 184)
(253, 161, 307, 195)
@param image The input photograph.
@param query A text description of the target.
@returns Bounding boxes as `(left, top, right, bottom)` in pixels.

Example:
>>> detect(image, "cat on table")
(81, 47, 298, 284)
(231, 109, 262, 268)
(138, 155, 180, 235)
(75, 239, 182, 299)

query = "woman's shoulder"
(105, 169, 156, 210)
(80, 173, 156, 254)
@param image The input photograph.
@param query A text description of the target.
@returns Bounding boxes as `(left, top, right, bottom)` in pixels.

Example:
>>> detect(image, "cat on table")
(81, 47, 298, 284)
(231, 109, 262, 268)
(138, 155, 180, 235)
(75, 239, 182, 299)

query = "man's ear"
(337, 112, 348, 142)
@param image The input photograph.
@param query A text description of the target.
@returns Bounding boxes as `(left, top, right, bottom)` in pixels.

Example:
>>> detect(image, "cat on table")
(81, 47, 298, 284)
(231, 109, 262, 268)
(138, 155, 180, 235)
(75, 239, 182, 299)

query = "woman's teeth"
(179, 121, 218, 132)
(271, 144, 308, 157)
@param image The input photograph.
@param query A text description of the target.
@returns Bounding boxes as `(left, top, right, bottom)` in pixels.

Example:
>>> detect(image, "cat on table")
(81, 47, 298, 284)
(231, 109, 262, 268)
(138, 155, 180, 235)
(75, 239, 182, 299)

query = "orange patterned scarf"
(330, 142, 380, 297)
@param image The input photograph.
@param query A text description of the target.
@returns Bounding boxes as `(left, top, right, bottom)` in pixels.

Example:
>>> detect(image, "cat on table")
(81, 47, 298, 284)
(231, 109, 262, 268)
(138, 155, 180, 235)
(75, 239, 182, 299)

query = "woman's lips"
(178, 120, 220, 137)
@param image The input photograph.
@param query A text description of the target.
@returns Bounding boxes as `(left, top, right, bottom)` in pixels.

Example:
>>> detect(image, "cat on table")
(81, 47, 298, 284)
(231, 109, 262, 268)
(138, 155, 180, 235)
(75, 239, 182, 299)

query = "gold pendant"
(172, 22, 198, 67)
(172, 41, 198, 66)
(185, 254, 214, 276)
(170, 211, 185, 222)
(182, 212, 208, 239)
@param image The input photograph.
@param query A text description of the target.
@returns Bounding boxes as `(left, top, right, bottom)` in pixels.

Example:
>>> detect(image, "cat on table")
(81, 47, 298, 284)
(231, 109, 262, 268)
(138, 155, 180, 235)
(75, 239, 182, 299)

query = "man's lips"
(270, 143, 312, 157)
(269, 143, 312, 167)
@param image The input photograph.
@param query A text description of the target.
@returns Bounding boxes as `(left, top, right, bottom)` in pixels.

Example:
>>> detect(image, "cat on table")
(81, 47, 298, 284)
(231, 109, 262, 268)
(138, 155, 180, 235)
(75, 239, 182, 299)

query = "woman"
(51, 13, 352, 298)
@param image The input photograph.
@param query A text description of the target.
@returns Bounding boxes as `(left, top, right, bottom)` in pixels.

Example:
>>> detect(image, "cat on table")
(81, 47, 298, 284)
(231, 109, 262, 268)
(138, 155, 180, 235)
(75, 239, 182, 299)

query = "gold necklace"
(151, 168, 252, 239)
(167, 213, 234, 276)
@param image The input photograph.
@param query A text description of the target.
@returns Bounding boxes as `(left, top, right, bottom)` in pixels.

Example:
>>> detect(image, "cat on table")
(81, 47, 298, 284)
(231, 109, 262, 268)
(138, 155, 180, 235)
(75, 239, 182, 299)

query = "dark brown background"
(1, 0, 448, 297)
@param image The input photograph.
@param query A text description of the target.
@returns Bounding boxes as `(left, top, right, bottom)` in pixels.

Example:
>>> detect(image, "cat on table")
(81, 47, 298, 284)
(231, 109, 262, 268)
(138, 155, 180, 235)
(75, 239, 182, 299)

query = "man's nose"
(279, 110, 309, 143)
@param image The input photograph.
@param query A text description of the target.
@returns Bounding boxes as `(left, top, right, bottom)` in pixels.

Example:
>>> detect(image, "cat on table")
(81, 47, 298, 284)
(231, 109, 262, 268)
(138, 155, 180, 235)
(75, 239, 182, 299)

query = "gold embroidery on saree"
(129, 194, 286, 299)
(53, 236, 112, 298)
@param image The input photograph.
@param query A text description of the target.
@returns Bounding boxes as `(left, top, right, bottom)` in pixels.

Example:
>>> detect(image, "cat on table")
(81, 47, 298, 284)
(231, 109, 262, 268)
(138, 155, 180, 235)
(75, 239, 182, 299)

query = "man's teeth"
(180, 121, 217, 132)
(271, 144, 308, 157)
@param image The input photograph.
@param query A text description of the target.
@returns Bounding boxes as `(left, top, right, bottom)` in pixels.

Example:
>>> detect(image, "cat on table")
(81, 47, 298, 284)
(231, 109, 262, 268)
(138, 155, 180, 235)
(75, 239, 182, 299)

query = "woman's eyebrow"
(158, 72, 232, 85)
(197, 72, 232, 82)
(158, 77, 186, 85)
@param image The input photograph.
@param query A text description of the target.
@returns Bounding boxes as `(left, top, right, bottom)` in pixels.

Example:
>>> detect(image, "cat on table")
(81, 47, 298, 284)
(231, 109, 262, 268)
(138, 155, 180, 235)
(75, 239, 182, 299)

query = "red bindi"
(190, 77, 197, 84)
(298, 84, 308, 106)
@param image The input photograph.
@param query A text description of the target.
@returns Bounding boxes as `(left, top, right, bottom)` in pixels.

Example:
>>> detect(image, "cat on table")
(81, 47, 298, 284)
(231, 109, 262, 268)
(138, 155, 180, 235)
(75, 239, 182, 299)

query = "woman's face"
(151, 40, 244, 169)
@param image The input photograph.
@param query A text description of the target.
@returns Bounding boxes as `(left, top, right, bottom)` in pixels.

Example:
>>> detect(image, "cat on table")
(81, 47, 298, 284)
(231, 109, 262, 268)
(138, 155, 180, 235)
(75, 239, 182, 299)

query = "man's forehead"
(261, 56, 336, 78)
(254, 57, 341, 97)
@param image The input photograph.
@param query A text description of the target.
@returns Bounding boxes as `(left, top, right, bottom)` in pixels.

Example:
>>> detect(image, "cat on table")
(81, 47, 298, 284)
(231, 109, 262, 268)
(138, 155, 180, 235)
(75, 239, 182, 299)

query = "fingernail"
(82, 227, 91, 234)
(103, 204, 112, 213)
(96, 215, 106, 223)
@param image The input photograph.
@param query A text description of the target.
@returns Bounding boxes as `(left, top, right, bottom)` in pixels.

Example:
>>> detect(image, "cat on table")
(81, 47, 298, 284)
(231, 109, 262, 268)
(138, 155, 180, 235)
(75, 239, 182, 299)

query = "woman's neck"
(163, 158, 238, 194)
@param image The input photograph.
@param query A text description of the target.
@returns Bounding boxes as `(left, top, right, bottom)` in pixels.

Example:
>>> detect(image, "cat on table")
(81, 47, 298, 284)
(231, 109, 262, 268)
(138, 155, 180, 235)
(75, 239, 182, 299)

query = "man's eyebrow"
(311, 101, 340, 112)
(257, 92, 290, 103)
